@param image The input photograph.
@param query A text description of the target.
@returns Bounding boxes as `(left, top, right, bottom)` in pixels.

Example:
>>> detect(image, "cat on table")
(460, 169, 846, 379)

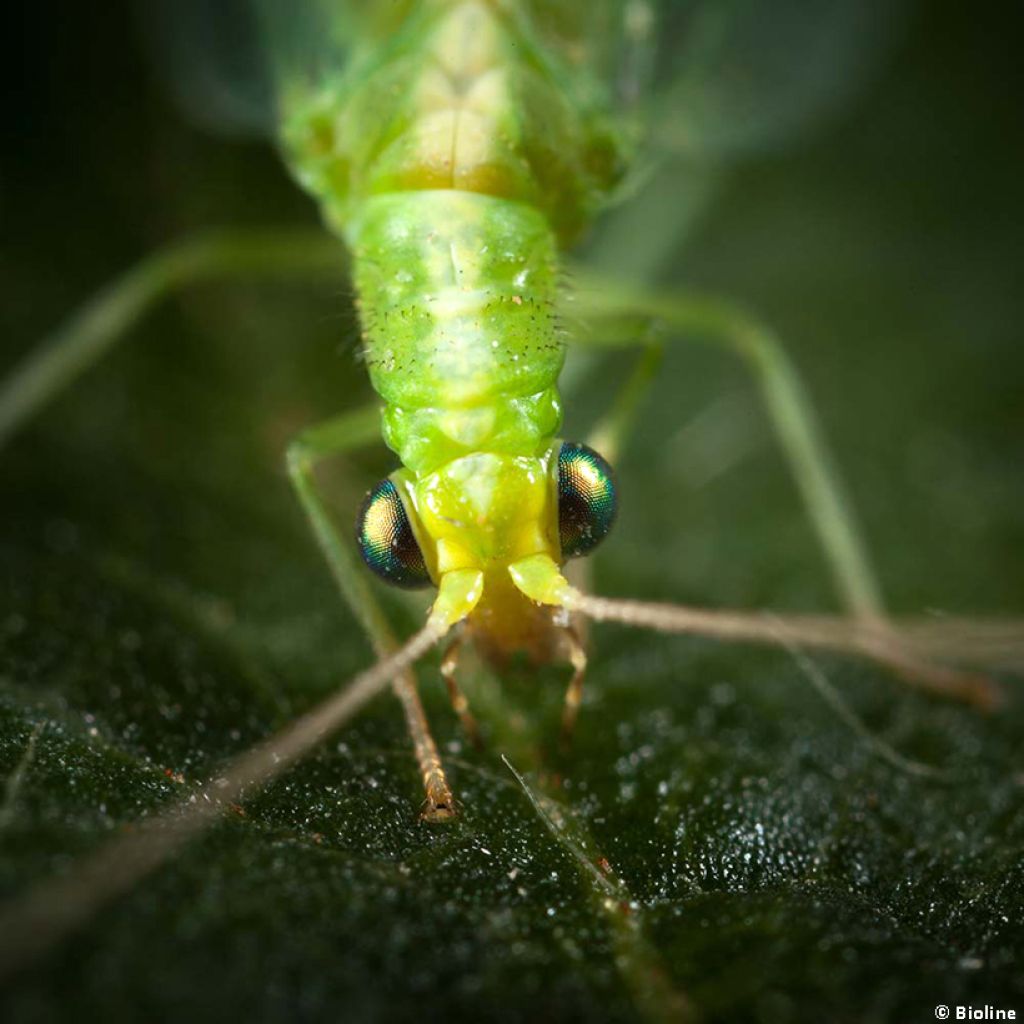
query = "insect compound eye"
(355, 479, 432, 588)
(557, 442, 617, 560)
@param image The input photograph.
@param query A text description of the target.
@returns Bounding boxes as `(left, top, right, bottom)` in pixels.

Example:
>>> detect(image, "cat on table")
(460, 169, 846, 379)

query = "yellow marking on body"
(452, 455, 502, 521)
(426, 286, 491, 318)
(462, 67, 509, 117)
(409, 451, 558, 573)
(399, 2, 516, 193)
(414, 67, 459, 112)
(435, 537, 481, 575)
(410, 195, 503, 404)
(417, 193, 485, 294)
(430, 2, 502, 87)
(452, 113, 500, 189)
(438, 406, 496, 448)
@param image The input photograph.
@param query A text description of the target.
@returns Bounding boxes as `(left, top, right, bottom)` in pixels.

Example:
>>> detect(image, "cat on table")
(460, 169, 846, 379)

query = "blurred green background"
(1, 1, 1022, 1021)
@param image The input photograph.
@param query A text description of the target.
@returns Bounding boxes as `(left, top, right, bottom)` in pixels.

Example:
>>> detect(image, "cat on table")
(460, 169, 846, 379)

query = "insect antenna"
(0, 619, 447, 983)
(772, 625, 949, 780)
(568, 592, 1019, 710)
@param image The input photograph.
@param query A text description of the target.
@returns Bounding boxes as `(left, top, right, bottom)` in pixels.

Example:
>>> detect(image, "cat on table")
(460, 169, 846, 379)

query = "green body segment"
(279, 0, 624, 639)
(350, 190, 563, 471)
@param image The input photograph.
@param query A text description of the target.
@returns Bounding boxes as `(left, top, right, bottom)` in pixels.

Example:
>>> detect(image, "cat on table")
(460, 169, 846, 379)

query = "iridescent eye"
(557, 442, 617, 559)
(356, 479, 432, 588)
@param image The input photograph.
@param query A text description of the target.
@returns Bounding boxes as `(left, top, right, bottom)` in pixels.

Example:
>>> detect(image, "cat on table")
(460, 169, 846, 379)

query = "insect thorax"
(282, 0, 621, 463)
(281, 0, 623, 589)
(351, 190, 563, 474)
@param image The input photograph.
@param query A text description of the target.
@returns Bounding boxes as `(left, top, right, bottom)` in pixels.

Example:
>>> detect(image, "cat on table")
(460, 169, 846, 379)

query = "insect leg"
(286, 409, 457, 820)
(567, 272, 883, 621)
(559, 626, 588, 748)
(440, 635, 483, 749)
(585, 342, 663, 465)
(0, 228, 342, 448)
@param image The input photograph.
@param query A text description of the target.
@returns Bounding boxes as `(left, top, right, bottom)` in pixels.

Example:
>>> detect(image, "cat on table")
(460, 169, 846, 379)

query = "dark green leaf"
(1, 3, 1022, 1022)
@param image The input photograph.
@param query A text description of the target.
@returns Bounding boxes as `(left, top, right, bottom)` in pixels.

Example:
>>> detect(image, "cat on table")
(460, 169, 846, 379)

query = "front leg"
(286, 406, 456, 820)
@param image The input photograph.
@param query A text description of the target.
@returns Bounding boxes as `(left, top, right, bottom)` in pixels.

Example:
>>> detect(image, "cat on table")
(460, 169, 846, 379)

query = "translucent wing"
(143, 0, 905, 156)
(141, 0, 374, 139)
(141, 0, 906, 280)
(639, 0, 909, 161)
(574, 0, 909, 279)
(141, 0, 276, 139)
